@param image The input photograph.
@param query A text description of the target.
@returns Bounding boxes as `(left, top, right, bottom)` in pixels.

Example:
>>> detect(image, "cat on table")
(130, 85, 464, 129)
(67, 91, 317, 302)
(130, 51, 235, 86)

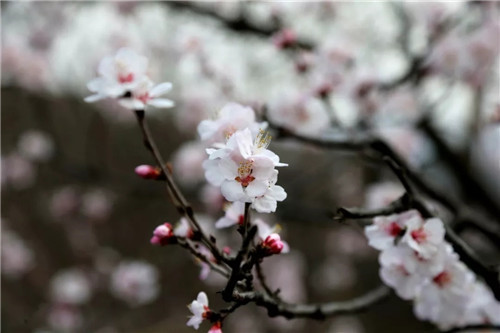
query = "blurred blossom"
(1, 229, 35, 279)
(49, 186, 80, 220)
(172, 141, 207, 187)
(328, 316, 365, 333)
(110, 260, 159, 306)
(312, 256, 357, 292)
(364, 182, 404, 210)
(262, 252, 306, 303)
(17, 130, 55, 162)
(47, 304, 83, 332)
(81, 188, 114, 221)
(376, 126, 434, 168)
(325, 227, 372, 258)
(200, 184, 224, 214)
(50, 268, 92, 305)
(1, 153, 36, 190)
(269, 92, 330, 136)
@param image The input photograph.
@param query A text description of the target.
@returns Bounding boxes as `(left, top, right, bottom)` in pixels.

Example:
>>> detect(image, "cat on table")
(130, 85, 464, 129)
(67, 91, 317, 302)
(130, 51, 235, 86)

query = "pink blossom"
(150, 223, 174, 246)
(135, 165, 161, 179)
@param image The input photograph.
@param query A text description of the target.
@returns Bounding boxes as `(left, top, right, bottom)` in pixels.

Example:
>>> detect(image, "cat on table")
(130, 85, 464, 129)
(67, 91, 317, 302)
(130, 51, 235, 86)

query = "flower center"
(387, 222, 403, 237)
(255, 129, 272, 150)
(433, 271, 452, 287)
(235, 161, 255, 187)
(118, 73, 134, 83)
(410, 228, 427, 243)
(137, 93, 150, 104)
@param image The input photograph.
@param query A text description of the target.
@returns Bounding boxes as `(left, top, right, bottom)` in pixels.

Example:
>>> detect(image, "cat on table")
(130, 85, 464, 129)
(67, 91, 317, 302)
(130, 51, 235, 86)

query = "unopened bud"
(272, 29, 297, 49)
(261, 233, 285, 256)
(135, 165, 161, 179)
(150, 223, 175, 246)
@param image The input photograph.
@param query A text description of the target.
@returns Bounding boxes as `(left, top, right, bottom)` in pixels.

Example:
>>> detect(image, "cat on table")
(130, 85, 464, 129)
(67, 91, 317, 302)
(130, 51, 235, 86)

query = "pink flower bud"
(135, 165, 161, 179)
(208, 322, 222, 333)
(150, 223, 174, 246)
(262, 233, 284, 255)
(222, 246, 231, 255)
(272, 29, 297, 49)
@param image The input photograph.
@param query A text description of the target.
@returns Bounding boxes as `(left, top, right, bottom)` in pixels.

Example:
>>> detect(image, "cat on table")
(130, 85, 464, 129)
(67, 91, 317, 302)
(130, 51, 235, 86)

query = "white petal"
(252, 196, 277, 213)
(235, 128, 253, 159)
(221, 180, 245, 202)
(149, 82, 173, 97)
(186, 316, 203, 329)
(215, 217, 238, 229)
(251, 157, 275, 180)
(197, 291, 209, 306)
(245, 180, 268, 197)
(219, 158, 239, 179)
(203, 160, 225, 186)
(267, 185, 287, 201)
(84, 94, 105, 103)
(148, 98, 175, 108)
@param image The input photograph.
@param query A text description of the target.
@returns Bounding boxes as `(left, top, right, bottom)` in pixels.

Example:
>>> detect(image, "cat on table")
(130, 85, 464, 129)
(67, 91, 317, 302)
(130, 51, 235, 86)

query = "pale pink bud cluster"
(365, 210, 500, 329)
(272, 28, 297, 49)
(150, 223, 174, 246)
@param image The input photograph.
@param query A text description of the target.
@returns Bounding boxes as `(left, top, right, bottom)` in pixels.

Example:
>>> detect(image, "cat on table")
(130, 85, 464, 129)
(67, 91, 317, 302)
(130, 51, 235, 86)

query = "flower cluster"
(365, 210, 500, 330)
(85, 48, 174, 110)
(202, 122, 287, 213)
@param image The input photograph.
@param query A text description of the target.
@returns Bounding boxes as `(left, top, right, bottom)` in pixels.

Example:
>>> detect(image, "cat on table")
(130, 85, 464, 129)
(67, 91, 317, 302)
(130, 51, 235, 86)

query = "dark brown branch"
(235, 285, 391, 320)
(134, 110, 226, 265)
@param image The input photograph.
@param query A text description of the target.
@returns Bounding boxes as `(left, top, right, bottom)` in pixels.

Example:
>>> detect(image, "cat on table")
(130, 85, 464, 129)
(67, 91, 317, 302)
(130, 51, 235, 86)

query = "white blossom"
(187, 291, 210, 330)
(403, 217, 445, 259)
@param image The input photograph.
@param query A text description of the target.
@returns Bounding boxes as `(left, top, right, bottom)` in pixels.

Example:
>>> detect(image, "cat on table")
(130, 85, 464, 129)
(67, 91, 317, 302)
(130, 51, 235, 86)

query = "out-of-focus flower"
(110, 260, 159, 306)
(17, 130, 54, 162)
(364, 210, 421, 250)
(84, 48, 148, 102)
(364, 182, 404, 210)
(150, 223, 175, 246)
(173, 142, 207, 186)
(50, 269, 92, 305)
(200, 185, 225, 214)
(215, 201, 245, 229)
(135, 164, 161, 179)
(49, 186, 80, 219)
(197, 103, 267, 143)
(1, 229, 35, 279)
(118, 77, 174, 110)
(272, 28, 297, 49)
(187, 291, 210, 330)
(1, 153, 36, 190)
(414, 255, 475, 330)
(81, 189, 114, 221)
(47, 304, 83, 332)
(268, 93, 330, 136)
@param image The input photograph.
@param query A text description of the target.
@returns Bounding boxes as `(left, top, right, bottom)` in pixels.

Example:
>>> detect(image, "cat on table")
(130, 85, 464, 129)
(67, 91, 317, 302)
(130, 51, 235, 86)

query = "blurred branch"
(166, 1, 314, 50)
(441, 324, 500, 333)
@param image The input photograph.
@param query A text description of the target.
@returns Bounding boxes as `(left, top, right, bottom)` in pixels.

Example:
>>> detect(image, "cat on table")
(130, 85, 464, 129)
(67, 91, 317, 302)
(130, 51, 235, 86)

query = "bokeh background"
(2, 1, 499, 333)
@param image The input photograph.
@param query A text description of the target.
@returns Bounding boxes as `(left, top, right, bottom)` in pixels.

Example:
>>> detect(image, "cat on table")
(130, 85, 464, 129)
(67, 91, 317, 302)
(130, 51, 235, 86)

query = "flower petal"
(221, 180, 245, 202)
(149, 82, 173, 97)
(148, 98, 175, 108)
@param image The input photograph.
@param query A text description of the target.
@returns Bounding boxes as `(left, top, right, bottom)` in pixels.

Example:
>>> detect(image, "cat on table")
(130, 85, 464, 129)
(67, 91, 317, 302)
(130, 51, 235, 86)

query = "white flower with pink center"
(364, 210, 421, 250)
(204, 128, 287, 204)
(197, 103, 267, 143)
(414, 255, 475, 330)
(403, 217, 445, 259)
(118, 77, 174, 110)
(187, 291, 210, 330)
(215, 201, 245, 229)
(378, 244, 424, 300)
(85, 48, 148, 102)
